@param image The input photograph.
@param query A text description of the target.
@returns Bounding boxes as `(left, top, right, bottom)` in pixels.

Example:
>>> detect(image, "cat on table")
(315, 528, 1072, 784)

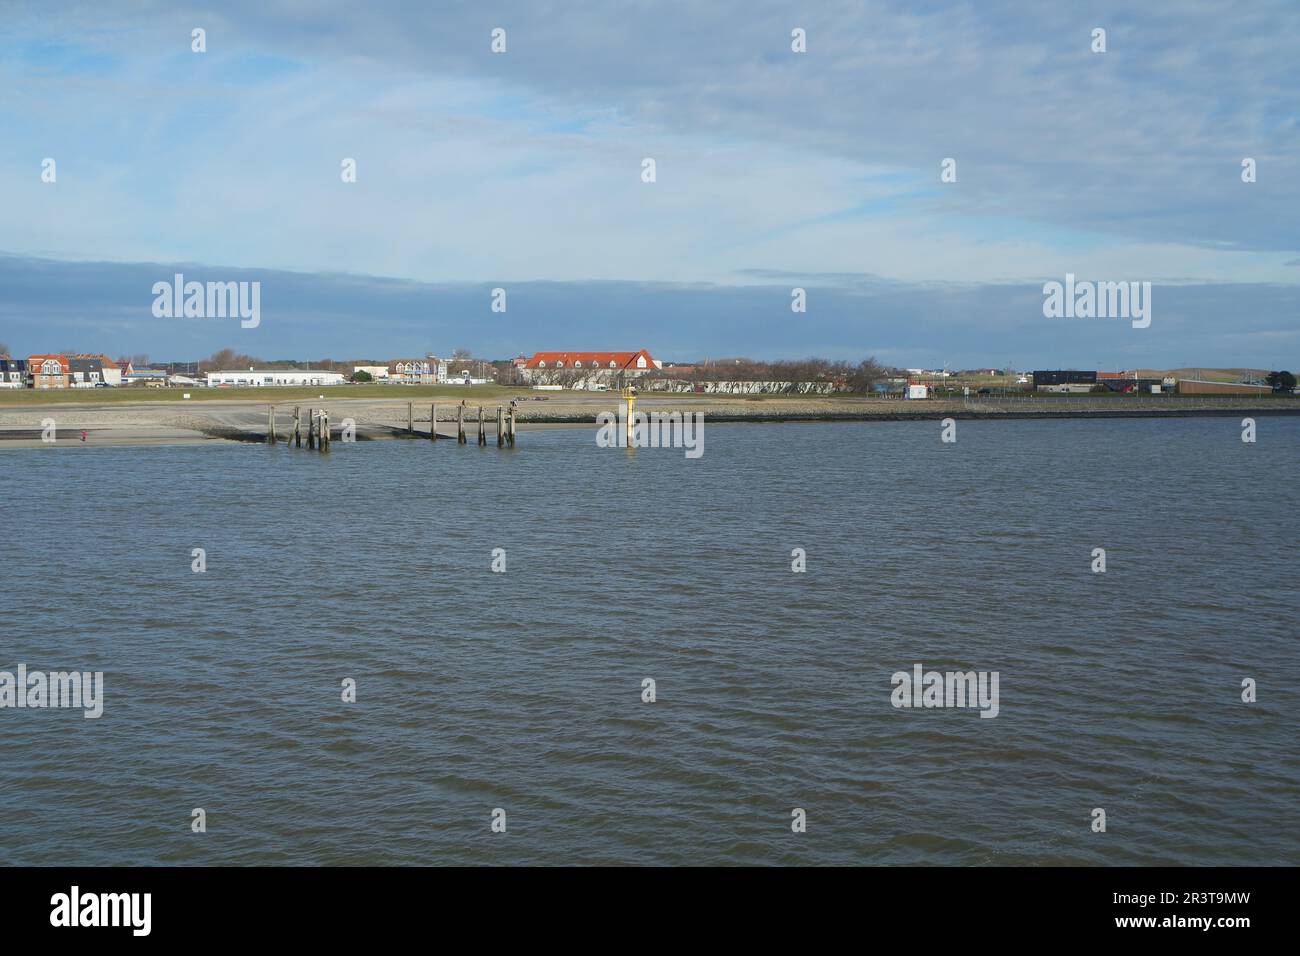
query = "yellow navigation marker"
(621, 386, 637, 445)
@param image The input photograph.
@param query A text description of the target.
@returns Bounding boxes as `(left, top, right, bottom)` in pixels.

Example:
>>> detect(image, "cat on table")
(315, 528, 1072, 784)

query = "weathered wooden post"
(497, 406, 505, 446)
(508, 408, 516, 446)
(267, 405, 276, 445)
(430, 403, 437, 441)
(320, 410, 329, 451)
(457, 404, 466, 444)
(293, 406, 302, 447)
(478, 406, 486, 445)
(407, 401, 414, 434)
(307, 408, 316, 449)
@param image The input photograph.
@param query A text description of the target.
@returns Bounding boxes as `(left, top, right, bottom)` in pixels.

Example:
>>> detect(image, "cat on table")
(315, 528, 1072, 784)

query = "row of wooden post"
(272, 402, 514, 449)
(413, 401, 514, 446)
(267, 405, 328, 450)
(306, 407, 329, 450)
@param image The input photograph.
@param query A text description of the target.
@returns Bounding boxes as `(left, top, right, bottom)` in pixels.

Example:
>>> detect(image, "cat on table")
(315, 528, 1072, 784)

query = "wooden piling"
(497, 406, 505, 446)
(307, 408, 316, 449)
(478, 406, 486, 445)
(430, 404, 437, 441)
(267, 405, 276, 445)
(508, 408, 516, 446)
(293, 406, 302, 447)
(320, 410, 329, 451)
(457, 404, 466, 444)
(407, 401, 414, 434)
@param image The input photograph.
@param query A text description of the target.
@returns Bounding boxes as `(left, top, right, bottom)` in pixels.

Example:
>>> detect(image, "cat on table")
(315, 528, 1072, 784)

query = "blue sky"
(1, 1, 1297, 367)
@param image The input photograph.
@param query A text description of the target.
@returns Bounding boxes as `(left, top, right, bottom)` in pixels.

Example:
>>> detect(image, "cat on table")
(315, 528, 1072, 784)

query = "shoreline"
(2, 396, 1297, 448)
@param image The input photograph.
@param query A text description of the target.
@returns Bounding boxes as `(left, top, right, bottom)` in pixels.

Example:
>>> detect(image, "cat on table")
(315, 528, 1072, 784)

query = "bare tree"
(846, 357, 888, 393)
(198, 348, 261, 372)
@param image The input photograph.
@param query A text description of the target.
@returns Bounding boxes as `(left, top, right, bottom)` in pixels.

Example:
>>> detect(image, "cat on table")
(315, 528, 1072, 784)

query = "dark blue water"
(1, 417, 1297, 865)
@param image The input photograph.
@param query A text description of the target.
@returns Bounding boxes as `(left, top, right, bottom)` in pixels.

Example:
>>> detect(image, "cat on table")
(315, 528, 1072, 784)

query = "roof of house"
(29, 354, 70, 372)
(523, 349, 656, 369)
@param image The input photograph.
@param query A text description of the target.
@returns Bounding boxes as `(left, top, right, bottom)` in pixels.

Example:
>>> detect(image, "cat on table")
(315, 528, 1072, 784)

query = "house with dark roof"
(0, 358, 28, 388)
(72, 354, 122, 385)
(67, 357, 105, 387)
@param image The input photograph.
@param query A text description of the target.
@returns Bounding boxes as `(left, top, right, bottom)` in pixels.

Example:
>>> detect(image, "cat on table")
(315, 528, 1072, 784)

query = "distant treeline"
(652, 357, 895, 391)
(196, 349, 354, 373)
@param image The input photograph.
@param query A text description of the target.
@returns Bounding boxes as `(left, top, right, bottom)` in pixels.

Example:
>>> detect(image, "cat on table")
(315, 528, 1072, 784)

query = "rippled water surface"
(2, 418, 1297, 865)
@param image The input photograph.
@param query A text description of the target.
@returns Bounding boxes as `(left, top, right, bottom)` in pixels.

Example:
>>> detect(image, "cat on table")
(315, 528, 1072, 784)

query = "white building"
(389, 358, 440, 384)
(206, 369, 347, 387)
(353, 365, 390, 380)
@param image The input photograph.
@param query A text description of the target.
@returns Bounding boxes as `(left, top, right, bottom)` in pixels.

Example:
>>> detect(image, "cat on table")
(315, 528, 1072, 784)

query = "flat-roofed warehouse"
(206, 369, 346, 387)
(1032, 370, 1096, 387)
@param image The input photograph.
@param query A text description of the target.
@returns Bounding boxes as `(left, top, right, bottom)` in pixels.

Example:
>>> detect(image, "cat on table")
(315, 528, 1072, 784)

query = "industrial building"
(1031, 370, 1097, 388)
(1175, 379, 1273, 396)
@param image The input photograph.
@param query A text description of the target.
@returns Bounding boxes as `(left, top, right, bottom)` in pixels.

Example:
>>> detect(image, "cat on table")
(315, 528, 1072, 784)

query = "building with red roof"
(521, 349, 659, 384)
(29, 354, 70, 389)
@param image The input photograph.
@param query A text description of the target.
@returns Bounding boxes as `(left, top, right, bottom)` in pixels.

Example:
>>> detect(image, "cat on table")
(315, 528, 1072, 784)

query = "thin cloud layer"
(1, 255, 1295, 369)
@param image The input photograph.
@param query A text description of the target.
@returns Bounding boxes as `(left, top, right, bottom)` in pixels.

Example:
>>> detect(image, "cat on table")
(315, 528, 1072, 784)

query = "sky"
(0, 1, 1297, 368)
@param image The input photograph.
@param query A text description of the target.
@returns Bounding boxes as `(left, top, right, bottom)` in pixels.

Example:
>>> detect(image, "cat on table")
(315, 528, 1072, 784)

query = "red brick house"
(29, 354, 70, 389)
